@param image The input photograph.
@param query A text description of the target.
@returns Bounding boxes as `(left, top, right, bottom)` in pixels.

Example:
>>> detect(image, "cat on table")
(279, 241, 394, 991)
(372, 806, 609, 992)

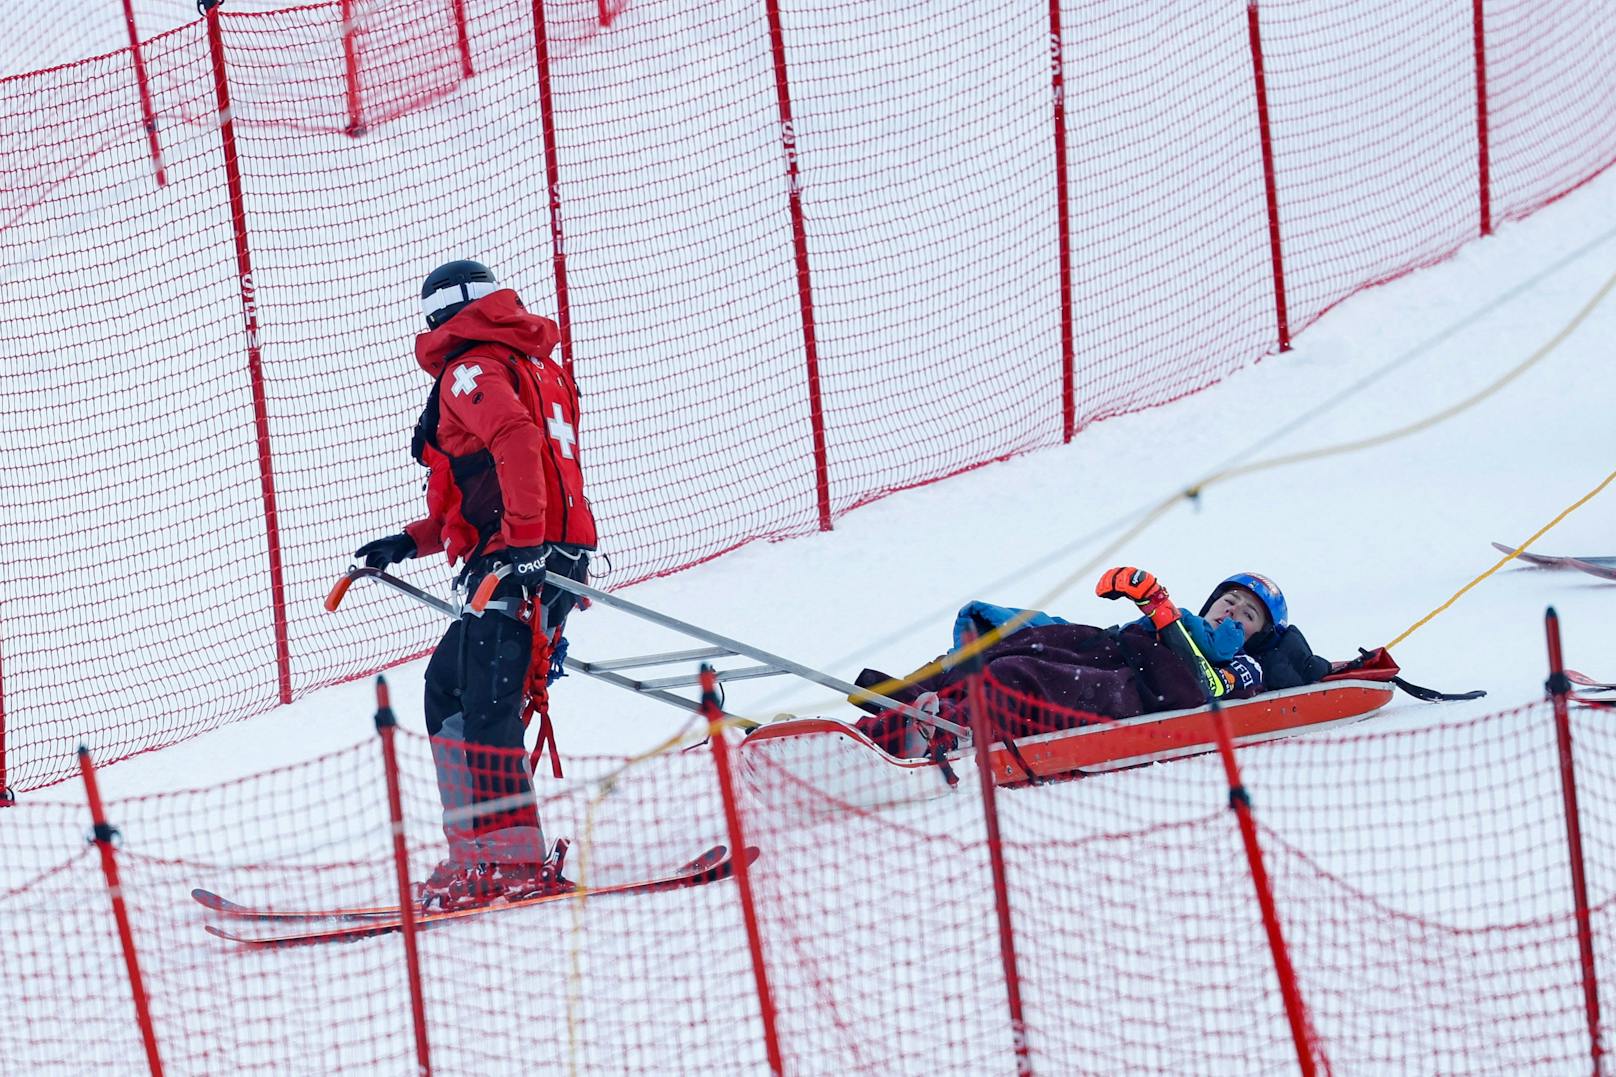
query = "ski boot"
(419, 839, 576, 911)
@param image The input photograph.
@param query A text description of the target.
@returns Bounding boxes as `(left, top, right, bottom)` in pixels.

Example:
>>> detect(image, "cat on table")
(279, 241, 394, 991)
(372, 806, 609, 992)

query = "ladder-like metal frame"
(328, 567, 921, 726)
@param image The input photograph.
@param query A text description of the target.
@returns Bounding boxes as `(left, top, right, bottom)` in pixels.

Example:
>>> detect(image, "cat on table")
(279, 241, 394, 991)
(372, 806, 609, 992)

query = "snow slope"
(78, 157, 1616, 804)
(12, 159, 1599, 1074)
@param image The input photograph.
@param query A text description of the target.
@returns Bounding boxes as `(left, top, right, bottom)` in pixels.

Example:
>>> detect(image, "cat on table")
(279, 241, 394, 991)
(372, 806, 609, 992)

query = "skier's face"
(1205, 587, 1268, 641)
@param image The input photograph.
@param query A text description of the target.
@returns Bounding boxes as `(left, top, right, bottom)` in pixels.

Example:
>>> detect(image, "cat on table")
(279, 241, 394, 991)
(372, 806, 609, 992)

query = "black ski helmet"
(420, 259, 498, 329)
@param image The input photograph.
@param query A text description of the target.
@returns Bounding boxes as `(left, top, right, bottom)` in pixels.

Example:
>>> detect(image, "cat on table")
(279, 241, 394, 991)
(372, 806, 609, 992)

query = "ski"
(1492, 542, 1616, 574)
(203, 845, 751, 947)
(1564, 558, 1616, 582)
(192, 887, 402, 922)
(1566, 670, 1616, 693)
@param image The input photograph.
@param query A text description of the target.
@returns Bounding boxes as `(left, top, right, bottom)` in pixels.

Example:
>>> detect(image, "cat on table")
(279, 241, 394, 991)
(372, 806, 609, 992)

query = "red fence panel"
(1, 1, 1614, 793)
(5, 692, 1616, 1068)
(0, 25, 286, 791)
(1484, 0, 1616, 224)
(1061, 2, 1276, 425)
(1254, 0, 1480, 335)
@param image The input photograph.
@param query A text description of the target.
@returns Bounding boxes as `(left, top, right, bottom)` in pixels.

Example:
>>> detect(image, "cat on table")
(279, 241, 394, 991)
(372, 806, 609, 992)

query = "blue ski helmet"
(1200, 572, 1288, 638)
(421, 259, 498, 329)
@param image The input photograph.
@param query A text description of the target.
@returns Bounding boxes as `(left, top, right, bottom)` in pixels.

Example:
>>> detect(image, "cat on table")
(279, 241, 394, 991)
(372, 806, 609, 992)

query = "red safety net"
(2, 0, 1614, 796)
(5, 690, 1613, 1070)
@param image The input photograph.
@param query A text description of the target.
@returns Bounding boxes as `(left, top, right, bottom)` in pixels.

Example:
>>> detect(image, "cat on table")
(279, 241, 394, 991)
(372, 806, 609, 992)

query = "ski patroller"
(1492, 542, 1616, 581)
(202, 845, 756, 946)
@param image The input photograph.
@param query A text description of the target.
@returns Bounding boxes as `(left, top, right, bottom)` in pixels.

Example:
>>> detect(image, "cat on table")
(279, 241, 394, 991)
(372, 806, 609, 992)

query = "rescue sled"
(738, 672, 1397, 809)
(328, 566, 1406, 808)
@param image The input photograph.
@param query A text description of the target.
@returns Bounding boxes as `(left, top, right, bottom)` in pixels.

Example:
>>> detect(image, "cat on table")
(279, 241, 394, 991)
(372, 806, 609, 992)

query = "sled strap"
(926, 737, 961, 788)
(1330, 646, 1484, 702)
(523, 625, 565, 779)
(1391, 676, 1486, 703)
(997, 733, 1039, 786)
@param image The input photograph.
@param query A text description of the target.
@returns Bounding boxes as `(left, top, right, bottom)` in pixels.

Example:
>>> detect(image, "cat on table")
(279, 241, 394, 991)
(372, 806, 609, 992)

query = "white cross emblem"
(546, 402, 576, 459)
(450, 364, 483, 397)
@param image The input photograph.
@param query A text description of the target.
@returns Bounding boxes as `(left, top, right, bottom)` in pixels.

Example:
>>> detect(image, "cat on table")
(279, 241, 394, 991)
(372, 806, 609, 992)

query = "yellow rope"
(563, 715, 704, 1073)
(1384, 466, 1616, 649)
(1212, 266, 1616, 484)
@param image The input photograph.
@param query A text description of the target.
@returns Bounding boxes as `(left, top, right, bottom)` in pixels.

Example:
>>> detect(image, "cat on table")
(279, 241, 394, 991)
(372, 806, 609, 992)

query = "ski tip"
(203, 923, 251, 944)
(740, 845, 761, 867)
(684, 845, 727, 872)
(192, 888, 232, 912)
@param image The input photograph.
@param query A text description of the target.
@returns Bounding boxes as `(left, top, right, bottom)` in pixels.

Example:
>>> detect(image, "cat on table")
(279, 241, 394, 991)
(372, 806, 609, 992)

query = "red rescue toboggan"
(740, 653, 1402, 807)
(328, 568, 1410, 805)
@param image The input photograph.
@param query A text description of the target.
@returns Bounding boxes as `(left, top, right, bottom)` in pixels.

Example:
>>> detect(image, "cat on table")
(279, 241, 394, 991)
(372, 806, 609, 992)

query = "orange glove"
(1095, 567, 1158, 601)
(1095, 566, 1179, 630)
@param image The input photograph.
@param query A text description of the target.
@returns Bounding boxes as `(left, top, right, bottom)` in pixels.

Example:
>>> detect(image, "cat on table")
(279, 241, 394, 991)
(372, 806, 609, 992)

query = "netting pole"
(451, 0, 474, 79)
(762, 0, 833, 532)
(340, 0, 364, 137)
(1471, 0, 1492, 237)
(77, 746, 164, 1077)
(1245, 2, 1290, 352)
(962, 658, 1033, 1073)
(373, 677, 433, 1076)
(1209, 703, 1319, 1076)
(202, 0, 293, 706)
(700, 665, 783, 1075)
(530, 0, 574, 371)
(119, 0, 167, 186)
(1545, 608, 1604, 1074)
(1047, 0, 1075, 443)
(0, 643, 10, 806)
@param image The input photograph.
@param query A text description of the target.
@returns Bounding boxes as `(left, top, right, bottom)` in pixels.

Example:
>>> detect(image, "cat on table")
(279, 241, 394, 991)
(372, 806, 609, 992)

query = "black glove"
(503, 543, 551, 597)
(354, 532, 416, 570)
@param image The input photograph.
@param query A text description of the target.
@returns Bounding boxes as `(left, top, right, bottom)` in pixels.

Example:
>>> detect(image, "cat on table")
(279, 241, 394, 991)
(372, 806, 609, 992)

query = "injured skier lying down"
(852, 567, 1335, 757)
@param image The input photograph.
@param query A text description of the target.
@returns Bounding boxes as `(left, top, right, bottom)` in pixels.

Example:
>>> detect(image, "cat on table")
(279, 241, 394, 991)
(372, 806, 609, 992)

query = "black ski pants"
(422, 547, 589, 842)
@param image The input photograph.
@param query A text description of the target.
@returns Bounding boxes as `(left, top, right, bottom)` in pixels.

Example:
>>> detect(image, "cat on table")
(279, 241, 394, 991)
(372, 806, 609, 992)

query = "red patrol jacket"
(403, 290, 597, 565)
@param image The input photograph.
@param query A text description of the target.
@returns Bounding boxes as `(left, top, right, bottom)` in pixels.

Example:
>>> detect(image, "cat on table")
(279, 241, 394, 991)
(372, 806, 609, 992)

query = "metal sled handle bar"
(328, 566, 749, 724)
(328, 566, 459, 617)
(473, 564, 916, 718)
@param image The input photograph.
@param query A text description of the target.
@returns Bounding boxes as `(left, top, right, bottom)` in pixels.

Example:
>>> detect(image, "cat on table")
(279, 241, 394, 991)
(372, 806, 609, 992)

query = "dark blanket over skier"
(854, 568, 1332, 756)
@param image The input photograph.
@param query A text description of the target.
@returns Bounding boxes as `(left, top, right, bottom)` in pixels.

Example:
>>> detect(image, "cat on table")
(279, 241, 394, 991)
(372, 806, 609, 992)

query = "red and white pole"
(530, 0, 574, 372)
(119, 0, 166, 185)
(1208, 704, 1320, 1075)
(78, 746, 164, 1076)
(0, 642, 10, 806)
(762, 0, 833, 532)
(1471, 0, 1492, 237)
(700, 665, 784, 1074)
(451, 0, 473, 79)
(374, 677, 432, 1076)
(1545, 608, 1604, 1075)
(1246, 2, 1290, 352)
(1047, 0, 1075, 443)
(340, 0, 364, 137)
(964, 666, 1033, 1073)
(201, 0, 293, 705)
